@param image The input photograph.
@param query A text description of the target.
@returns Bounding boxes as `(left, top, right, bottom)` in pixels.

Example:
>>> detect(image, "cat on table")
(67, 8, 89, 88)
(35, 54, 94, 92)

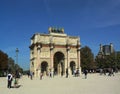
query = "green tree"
(8, 57, 23, 74)
(8, 57, 16, 73)
(0, 50, 8, 70)
(80, 46, 95, 71)
(95, 52, 120, 70)
(115, 52, 120, 69)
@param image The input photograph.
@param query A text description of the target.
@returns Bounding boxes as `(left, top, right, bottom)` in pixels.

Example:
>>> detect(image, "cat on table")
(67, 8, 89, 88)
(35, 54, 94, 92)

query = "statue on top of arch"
(49, 27, 64, 34)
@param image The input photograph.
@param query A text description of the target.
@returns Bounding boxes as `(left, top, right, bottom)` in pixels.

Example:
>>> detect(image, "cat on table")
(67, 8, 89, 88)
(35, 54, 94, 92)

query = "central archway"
(54, 52, 65, 75)
(41, 61, 48, 75)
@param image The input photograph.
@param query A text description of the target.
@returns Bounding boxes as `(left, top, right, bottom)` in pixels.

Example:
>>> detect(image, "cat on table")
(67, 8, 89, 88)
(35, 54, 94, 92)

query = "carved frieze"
(69, 52, 77, 58)
(40, 51, 50, 58)
(53, 37, 66, 45)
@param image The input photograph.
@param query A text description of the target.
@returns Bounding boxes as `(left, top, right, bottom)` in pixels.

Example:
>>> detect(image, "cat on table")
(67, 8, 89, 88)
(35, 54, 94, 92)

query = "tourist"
(27, 72, 30, 78)
(33, 72, 34, 77)
(30, 71, 33, 80)
(40, 72, 43, 80)
(76, 69, 80, 77)
(108, 68, 114, 76)
(111, 68, 114, 76)
(14, 76, 18, 88)
(49, 69, 52, 77)
(84, 69, 88, 79)
(7, 72, 13, 88)
(73, 69, 76, 77)
(66, 68, 68, 78)
(103, 68, 106, 75)
(100, 68, 103, 75)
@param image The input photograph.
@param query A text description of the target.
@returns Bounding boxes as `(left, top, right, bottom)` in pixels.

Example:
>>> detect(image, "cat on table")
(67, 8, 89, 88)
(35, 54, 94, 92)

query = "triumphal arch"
(29, 27, 81, 77)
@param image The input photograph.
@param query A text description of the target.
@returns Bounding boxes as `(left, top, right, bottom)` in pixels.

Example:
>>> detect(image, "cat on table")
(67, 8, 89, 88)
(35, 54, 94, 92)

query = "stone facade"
(29, 28, 81, 77)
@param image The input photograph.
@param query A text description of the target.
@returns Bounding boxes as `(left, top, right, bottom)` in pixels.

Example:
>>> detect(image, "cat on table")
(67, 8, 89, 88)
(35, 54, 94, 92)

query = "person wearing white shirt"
(7, 73, 13, 88)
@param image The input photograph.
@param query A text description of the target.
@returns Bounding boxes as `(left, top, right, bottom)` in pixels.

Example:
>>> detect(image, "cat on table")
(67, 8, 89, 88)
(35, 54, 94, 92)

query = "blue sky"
(0, 0, 120, 70)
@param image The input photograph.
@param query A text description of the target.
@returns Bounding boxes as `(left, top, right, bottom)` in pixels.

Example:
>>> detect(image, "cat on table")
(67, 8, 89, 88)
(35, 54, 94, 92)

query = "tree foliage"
(95, 52, 120, 69)
(8, 57, 23, 73)
(0, 50, 23, 74)
(80, 46, 95, 70)
(0, 50, 8, 70)
(116, 52, 120, 69)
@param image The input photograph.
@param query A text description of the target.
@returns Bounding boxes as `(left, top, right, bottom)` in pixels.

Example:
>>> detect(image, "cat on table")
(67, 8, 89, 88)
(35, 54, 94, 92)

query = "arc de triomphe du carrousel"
(29, 27, 81, 77)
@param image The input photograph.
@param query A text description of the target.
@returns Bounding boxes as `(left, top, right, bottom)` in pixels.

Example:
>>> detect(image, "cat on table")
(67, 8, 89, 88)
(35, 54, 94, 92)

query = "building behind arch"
(97, 43, 114, 58)
(29, 27, 81, 77)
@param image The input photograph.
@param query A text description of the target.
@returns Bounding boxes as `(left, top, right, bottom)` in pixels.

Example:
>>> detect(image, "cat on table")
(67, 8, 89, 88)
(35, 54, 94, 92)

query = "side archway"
(70, 61, 76, 75)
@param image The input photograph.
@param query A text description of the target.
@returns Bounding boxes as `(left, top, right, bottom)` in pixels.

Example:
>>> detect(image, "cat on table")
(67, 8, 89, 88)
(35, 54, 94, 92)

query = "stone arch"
(70, 61, 76, 75)
(53, 51, 65, 75)
(41, 61, 48, 75)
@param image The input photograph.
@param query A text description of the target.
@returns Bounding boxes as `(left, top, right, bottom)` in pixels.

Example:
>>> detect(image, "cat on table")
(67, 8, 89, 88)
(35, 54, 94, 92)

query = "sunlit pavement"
(1, 72, 120, 94)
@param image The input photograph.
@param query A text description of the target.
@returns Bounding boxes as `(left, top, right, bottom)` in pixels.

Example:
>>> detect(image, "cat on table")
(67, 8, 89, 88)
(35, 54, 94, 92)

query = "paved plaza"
(0, 73, 120, 94)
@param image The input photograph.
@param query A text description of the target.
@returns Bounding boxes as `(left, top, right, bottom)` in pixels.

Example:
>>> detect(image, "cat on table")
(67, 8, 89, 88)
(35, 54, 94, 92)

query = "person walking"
(66, 68, 69, 78)
(73, 69, 76, 77)
(14, 76, 18, 88)
(30, 71, 33, 80)
(49, 69, 52, 77)
(40, 72, 43, 80)
(7, 72, 13, 88)
(84, 69, 88, 79)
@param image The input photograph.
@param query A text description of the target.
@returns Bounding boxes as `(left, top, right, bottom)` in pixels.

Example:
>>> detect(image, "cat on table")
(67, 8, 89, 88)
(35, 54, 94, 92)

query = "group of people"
(73, 69, 80, 77)
(7, 72, 19, 89)
(99, 68, 115, 76)
(27, 71, 34, 80)
(26, 68, 89, 81)
(39, 68, 81, 79)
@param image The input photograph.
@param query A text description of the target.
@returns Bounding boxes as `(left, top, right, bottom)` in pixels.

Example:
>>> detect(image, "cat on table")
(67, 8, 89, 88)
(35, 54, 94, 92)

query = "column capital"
(77, 44, 81, 51)
(37, 42, 42, 50)
(66, 44, 71, 51)
(77, 47, 80, 51)
(49, 43, 54, 50)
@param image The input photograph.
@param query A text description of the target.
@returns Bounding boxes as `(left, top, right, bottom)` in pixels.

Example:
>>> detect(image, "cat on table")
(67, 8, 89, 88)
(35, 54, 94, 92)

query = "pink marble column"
(67, 45, 71, 75)
(37, 44, 41, 77)
(77, 46, 81, 75)
(50, 44, 54, 77)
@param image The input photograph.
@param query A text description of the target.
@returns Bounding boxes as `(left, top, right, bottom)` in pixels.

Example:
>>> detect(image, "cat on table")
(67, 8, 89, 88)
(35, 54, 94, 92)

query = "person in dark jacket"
(84, 69, 88, 79)
(66, 68, 69, 78)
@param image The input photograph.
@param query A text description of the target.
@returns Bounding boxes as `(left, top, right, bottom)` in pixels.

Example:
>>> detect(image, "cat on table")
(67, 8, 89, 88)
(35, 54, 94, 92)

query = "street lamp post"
(16, 48, 19, 77)
(16, 48, 19, 67)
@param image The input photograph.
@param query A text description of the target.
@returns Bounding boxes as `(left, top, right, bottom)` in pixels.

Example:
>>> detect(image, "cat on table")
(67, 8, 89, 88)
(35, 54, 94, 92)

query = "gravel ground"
(0, 72, 120, 94)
